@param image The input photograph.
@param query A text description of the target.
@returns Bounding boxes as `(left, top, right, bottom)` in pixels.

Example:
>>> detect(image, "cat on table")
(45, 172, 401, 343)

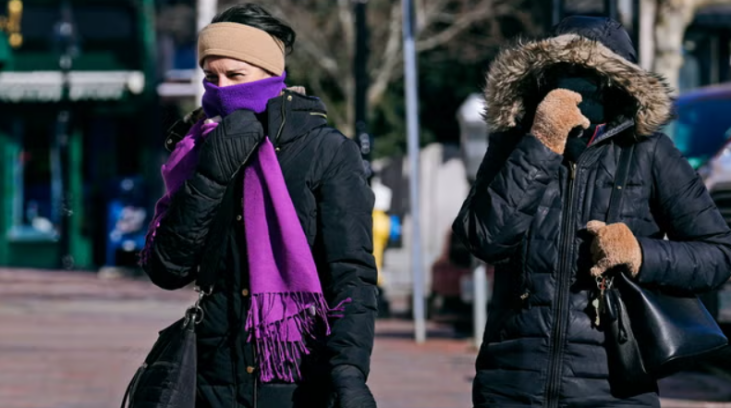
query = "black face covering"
(554, 74, 605, 162)
(556, 75, 605, 125)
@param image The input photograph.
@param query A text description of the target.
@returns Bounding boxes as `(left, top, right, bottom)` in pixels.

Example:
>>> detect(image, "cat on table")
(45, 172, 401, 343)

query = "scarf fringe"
(245, 292, 350, 383)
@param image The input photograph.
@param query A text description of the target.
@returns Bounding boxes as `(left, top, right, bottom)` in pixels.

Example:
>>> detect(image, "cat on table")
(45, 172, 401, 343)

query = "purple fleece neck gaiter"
(202, 72, 287, 117)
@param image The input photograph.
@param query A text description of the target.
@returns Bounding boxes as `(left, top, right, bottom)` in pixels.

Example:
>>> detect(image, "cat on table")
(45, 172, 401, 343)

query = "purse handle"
(120, 175, 239, 408)
(606, 143, 635, 224)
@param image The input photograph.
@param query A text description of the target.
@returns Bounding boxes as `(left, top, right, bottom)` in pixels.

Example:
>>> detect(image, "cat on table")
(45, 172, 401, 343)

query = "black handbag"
(121, 180, 237, 408)
(600, 143, 728, 387)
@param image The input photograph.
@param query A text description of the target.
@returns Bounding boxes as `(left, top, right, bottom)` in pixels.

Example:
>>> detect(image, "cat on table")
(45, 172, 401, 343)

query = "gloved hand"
(587, 220, 642, 278)
(331, 365, 377, 408)
(196, 109, 264, 185)
(530, 89, 591, 154)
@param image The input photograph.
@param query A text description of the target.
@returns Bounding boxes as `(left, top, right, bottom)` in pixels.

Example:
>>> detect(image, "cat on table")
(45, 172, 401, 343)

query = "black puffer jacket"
(142, 90, 378, 408)
(454, 17, 731, 408)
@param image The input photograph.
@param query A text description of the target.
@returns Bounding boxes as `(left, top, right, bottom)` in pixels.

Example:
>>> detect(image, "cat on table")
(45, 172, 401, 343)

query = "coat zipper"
(217, 96, 288, 408)
(541, 124, 630, 407)
(274, 93, 288, 147)
(545, 161, 577, 408)
(251, 97, 286, 408)
(253, 375, 258, 408)
(252, 95, 287, 408)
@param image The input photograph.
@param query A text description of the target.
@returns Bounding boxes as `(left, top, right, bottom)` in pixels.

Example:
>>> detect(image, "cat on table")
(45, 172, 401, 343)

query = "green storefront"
(0, 0, 158, 269)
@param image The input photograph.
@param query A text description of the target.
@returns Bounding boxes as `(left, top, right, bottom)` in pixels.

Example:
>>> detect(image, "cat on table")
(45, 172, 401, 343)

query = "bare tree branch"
(338, 0, 356, 55)
(416, 3, 493, 52)
(261, 0, 538, 135)
(368, 2, 402, 106)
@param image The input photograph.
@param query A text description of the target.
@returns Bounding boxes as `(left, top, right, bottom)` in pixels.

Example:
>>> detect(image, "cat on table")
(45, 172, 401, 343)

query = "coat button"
(236, 215, 242, 221)
(241, 288, 249, 296)
(166, 139, 173, 145)
(275, 147, 281, 152)
(287, 95, 293, 102)
(246, 366, 255, 374)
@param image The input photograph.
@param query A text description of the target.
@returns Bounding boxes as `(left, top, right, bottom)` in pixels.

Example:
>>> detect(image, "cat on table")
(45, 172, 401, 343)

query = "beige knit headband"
(198, 22, 285, 74)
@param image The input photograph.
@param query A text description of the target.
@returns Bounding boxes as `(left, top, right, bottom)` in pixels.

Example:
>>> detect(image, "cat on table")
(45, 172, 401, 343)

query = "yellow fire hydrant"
(372, 209, 391, 286)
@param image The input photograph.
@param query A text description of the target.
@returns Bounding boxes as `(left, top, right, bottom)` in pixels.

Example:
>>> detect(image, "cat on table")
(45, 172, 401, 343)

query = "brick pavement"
(1, 268, 730, 408)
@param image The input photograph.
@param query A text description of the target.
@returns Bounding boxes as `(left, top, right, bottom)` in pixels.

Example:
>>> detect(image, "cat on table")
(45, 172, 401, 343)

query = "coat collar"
(266, 88, 329, 148)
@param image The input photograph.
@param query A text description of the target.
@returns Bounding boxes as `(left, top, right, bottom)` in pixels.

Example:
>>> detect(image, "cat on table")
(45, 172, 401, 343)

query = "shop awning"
(0, 70, 146, 102)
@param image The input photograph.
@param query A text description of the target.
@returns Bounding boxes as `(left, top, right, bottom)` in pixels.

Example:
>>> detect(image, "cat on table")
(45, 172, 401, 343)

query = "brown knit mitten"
(530, 89, 591, 154)
(587, 221, 642, 278)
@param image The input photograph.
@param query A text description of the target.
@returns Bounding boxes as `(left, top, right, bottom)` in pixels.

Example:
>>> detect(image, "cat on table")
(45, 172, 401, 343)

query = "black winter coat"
(142, 90, 378, 408)
(454, 18, 731, 408)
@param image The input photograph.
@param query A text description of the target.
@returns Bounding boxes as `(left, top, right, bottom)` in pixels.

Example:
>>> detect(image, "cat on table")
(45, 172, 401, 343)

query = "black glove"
(331, 365, 377, 408)
(196, 109, 264, 185)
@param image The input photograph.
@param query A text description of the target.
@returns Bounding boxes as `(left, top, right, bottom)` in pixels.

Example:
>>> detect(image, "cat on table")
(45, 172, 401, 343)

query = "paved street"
(1, 268, 730, 408)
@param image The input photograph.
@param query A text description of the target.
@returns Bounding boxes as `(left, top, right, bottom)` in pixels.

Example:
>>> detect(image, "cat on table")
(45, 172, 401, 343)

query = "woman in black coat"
(140, 4, 378, 408)
(454, 16, 731, 407)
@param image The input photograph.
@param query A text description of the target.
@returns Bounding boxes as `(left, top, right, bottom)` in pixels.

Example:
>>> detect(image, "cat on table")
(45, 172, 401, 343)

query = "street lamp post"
(52, 1, 78, 269)
(552, 0, 563, 26)
(402, 0, 426, 344)
(354, 0, 372, 180)
(605, 0, 618, 20)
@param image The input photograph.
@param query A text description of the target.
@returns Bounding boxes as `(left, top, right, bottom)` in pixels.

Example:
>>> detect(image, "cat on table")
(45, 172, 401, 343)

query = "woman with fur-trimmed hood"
(453, 16, 731, 407)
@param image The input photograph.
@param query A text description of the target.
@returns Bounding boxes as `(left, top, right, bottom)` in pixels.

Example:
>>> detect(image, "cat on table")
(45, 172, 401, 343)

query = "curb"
(661, 399, 731, 408)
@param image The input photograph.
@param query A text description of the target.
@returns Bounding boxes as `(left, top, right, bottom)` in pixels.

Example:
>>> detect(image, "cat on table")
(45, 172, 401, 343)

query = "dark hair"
(211, 4, 296, 54)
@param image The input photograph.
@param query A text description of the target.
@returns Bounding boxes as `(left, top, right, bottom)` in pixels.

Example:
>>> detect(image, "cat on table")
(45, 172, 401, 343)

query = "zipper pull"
(520, 290, 532, 309)
(570, 162, 577, 180)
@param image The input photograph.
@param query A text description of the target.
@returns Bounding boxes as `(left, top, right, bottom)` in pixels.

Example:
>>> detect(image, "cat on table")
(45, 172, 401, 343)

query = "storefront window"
(20, 2, 140, 70)
(8, 118, 58, 240)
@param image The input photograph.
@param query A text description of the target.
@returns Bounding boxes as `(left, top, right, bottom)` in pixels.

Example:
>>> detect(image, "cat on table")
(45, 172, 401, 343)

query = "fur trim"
(484, 34, 673, 136)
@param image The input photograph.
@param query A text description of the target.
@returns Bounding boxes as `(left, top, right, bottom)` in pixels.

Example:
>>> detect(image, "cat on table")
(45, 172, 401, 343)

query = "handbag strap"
(606, 143, 635, 224)
(196, 175, 239, 292)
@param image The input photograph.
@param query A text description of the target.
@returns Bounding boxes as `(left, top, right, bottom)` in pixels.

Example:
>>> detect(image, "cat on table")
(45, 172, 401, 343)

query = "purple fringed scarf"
(142, 73, 346, 383)
(243, 138, 346, 382)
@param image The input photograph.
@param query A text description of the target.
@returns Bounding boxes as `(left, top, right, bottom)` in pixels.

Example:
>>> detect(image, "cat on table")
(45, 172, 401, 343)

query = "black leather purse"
(121, 180, 237, 408)
(600, 143, 728, 387)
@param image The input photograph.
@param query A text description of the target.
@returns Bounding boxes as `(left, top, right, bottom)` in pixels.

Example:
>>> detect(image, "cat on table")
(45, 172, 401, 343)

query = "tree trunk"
(639, 0, 657, 71)
(653, 0, 697, 94)
(652, 0, 731, 93)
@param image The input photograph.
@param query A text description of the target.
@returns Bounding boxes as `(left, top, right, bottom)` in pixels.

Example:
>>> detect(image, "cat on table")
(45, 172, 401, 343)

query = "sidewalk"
(0, 268, 729, 408)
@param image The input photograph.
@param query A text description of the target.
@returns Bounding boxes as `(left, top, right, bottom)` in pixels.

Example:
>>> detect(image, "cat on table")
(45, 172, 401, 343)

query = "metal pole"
(605, 0, 618, 20)
(195, 0, 218, 104)
(552, 0, 563, 26)
(53, 1, 76, 269)
(473, 263, 487, 349)
(631, 0, 641, 62)
(402, 0, 425, 344)
(354, 0, 372, 180)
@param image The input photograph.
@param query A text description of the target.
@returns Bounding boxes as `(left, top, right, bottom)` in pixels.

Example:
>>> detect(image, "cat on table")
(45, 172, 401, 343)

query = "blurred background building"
(0, 0, 160, 270)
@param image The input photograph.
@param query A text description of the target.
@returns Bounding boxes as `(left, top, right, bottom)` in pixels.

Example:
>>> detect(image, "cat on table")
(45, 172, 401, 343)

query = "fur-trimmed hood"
(484, 18, 673, 136)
